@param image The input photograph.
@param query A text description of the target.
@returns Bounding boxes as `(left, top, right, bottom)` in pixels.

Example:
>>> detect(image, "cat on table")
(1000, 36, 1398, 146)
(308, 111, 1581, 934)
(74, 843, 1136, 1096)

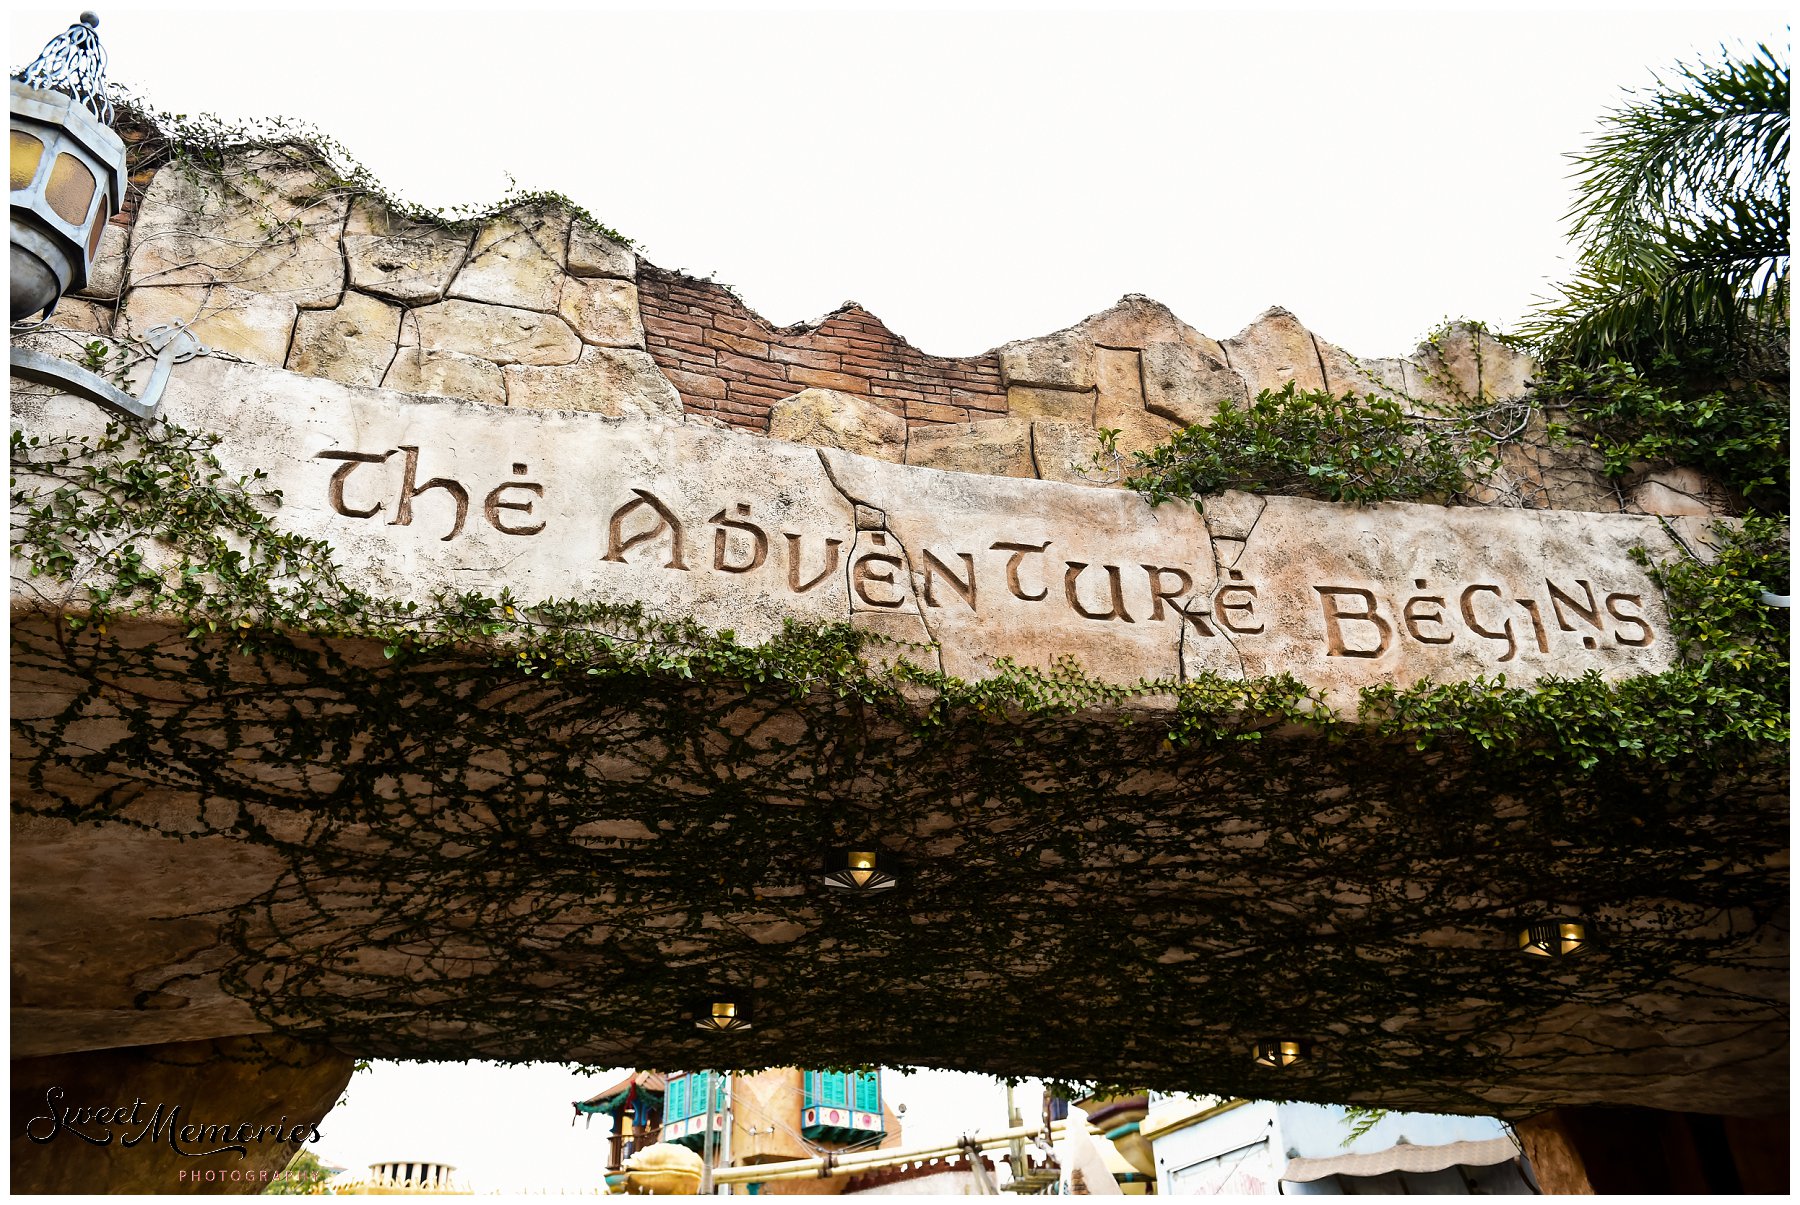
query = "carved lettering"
(1213, 584, 1264, 634)
(784, 533, 843, 594)
(1142, 566, 1192, 621)
(484, 469, 546, 537)
(1459, 584, 1516, 662)
(604, 490, 689, 570)
(1546, 579, 1604, 632)
(1606, 593, 1654, 647)
(1315, 586, 1392, 658)
(852, 533, 907, 609)
(708, 503, 769, 574)
(314, 448, 394, 519)
(1401, 593, 1453, 644)
(990, 541, 1050, 602)
(922, 549, 977, 611)
(1064, 562, 1133, 622)
(1141, 567, 1216, 634)
(1517, 598, 1551, 653)
(391, 446, 468, 542)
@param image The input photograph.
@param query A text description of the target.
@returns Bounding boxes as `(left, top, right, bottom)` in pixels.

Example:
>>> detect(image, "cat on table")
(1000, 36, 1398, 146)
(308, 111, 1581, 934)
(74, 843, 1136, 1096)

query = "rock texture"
(9, 356, 1782, 1113)
(449, 209, 571, 312)
(11, 1035, 354, 1194)
(125, 147, 347, 309)
(12, 356, 1696, 702)
(343, 197, 470, 304)
(767, 387, 908, 462)
(88, 145, 1724, 523)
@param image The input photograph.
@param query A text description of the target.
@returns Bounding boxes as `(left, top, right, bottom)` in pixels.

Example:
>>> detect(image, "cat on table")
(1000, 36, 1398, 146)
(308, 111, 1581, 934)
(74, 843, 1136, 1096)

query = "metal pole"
(719, 1071, 734, 1195)
(699, 1073, 716, 1196)
(1006, 1083, 1024, 1191)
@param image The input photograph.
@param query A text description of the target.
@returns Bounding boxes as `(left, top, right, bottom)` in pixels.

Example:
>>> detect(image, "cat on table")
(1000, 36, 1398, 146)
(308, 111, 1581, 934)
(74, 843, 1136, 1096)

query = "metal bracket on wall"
(9, 323, 206, 422)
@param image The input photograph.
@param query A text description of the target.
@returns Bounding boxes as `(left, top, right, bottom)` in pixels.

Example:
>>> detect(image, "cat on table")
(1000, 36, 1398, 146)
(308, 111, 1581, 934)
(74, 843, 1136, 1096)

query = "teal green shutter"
(855, 1072, 879, 1113)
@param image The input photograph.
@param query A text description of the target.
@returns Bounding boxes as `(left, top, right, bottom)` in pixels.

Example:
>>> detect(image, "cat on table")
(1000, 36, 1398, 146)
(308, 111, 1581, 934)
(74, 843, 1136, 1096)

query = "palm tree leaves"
(1524, 43, 1790, 366)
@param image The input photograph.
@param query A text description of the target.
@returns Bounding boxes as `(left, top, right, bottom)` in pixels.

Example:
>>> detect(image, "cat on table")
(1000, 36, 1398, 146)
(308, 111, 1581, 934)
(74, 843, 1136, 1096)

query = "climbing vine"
(8, 381, 1787, 1114)
(111, 91, 633, 247)
(1534, 356, 1788, 513)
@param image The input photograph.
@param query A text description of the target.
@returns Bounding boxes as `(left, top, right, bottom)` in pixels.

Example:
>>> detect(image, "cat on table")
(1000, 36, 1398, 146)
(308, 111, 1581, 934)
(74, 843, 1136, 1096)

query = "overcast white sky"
(9, 0, 1785, 1193)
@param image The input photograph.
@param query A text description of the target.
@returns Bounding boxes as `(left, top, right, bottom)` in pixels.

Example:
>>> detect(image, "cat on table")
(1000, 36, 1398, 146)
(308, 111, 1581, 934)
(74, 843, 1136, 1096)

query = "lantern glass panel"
(11, 129, 44, 190)
(849, 851, 876, 887)
(46, 152, 96, 225)
(86, 209, 108, 258)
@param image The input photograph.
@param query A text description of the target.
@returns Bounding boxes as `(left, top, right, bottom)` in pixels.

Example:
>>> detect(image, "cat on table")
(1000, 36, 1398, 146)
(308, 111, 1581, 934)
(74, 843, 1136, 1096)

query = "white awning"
(1281, 1136, 1523, 1183)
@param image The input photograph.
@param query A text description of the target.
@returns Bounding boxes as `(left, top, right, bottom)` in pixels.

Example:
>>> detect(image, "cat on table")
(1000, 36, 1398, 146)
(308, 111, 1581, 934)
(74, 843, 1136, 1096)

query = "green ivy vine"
(7, 404, 1787, 1114)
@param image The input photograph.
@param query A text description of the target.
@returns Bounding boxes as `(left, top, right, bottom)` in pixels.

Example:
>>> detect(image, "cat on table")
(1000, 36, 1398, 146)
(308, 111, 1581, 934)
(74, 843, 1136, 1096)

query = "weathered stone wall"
(11, 1034, 354, 1195)
(10, 357, 1707, 706)
(12, 131, 1781, 1132)
(43, 140, 1731, 520)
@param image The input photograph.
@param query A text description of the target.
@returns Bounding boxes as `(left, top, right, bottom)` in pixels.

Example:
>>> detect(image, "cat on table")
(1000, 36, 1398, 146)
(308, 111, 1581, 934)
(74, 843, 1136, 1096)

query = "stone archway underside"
(11, 358, 1787, 1119)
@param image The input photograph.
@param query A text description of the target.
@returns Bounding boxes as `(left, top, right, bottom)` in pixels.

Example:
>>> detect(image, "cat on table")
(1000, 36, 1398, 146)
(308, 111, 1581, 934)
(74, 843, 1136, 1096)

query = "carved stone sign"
(12, 358, 1699, 704)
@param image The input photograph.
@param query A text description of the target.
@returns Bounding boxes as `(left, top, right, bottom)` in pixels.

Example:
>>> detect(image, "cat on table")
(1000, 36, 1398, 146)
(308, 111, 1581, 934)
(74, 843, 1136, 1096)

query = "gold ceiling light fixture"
(1518, 918, 1593, 960)
(1250, 1037, 1313, 1068)
(693, 998, 753, 1033)
(823, 848, 900, 894)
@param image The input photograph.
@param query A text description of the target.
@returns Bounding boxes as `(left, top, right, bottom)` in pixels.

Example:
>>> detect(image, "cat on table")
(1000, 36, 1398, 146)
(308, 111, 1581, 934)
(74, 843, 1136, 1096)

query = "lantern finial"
(14, 13, 114, 125)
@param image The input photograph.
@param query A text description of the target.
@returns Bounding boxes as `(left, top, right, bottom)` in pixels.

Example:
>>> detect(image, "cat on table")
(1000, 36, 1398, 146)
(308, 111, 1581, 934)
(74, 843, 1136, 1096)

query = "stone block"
(1000, 331, 1096, 390)
(1476, 329, 1537, 400)
(119, 283, 297, 367)
(504, 346, 684, 419)
(73, 221, 128, 300)
(1314, 336, 1410, 403)
(410, 299, 580, 366)
(1076, 295, 1227, 360)
(287, 291, 403, 388)
(1223, 306, 1327, 396)
(559, 277, 645, 349)
(1031, 419, 1110, 487)
(767, 388, 907, 462)
(1405, 325, 1540, 412)
(905, 417, 1035, 479)
(1007, 385, 1095, 424)
(383, 343, 507, 407)
(1627, 467, 1734, 517)
(125, 151, 348, 308)
(1094, 346, 1178, 460)
(1140, 339, 1246, 427)
(45, 297, 113, 336)
(568, 220, 636, 279)
(449, 207, 571, 312)
(343, 197, 471, 304)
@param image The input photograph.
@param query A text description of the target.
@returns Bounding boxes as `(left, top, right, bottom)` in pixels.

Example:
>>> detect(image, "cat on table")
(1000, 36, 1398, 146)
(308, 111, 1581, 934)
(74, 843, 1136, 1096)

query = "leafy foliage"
(1117, 383, 1490, 508)
(1535, 356, 1787, 511)
(1521, 44, 1789, 368)
(264, 1149, 332, 1195)
(8, 416, 1787, 1115)
(1363, 517, 1788, 771)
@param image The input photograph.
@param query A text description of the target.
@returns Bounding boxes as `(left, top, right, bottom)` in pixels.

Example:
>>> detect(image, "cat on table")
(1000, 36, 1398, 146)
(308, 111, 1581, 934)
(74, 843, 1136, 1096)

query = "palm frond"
(1528, 43, 1790, 367)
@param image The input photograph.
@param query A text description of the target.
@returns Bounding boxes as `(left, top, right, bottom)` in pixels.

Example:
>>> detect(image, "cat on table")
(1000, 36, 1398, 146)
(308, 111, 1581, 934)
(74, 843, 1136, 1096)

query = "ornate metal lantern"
(693, 998, 753, 1033)
(11, 13, 124, 321)
(1250, 1037, 1313, 1068)
(11, 14, 197, 421)
(822, 848, 900, 894)
(1518, 918, 1593, 960)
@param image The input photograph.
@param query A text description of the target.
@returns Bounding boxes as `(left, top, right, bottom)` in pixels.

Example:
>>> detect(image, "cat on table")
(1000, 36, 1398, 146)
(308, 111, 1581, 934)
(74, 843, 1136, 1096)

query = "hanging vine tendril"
(9, 411, 1787, 1115)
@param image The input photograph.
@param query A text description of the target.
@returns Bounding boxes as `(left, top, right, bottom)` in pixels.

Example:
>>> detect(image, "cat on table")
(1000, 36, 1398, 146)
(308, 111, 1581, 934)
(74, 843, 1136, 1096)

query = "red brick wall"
(638, 264, 1007, 432)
